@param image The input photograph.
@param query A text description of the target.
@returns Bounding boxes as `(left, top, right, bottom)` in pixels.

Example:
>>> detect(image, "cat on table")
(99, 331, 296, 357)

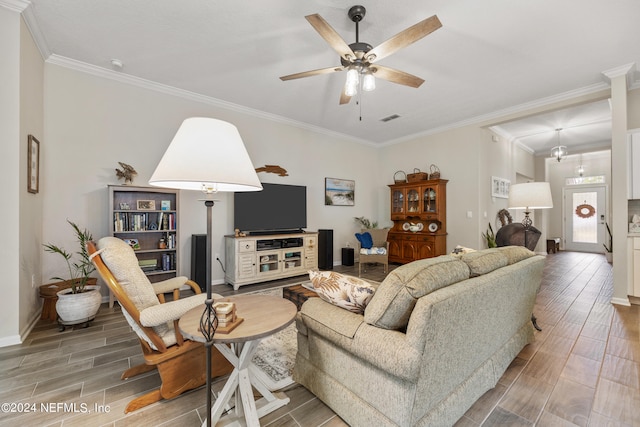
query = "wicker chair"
(87, 237, 231, 413)
(356, 228, 390, 277)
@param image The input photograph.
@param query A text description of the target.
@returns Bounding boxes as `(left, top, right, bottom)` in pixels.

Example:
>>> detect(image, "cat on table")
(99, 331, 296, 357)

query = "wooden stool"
(546, 238, 560, 254)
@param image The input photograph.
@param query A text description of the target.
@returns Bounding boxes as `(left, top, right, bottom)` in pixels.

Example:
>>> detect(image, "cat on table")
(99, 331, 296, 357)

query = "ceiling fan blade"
(365, 15, 442, 63)
(305, 14, 357, 61)
(280, 66, 343, 81)
(339, 87, 352, 105)
(372, 65, 425, 88)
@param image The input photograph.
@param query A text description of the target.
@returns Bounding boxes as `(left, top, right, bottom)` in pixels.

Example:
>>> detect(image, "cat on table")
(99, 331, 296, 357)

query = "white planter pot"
(56, 285, 102, 324)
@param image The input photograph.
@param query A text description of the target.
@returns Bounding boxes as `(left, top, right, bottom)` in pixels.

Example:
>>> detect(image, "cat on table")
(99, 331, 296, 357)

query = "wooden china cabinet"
(388, 179, 448, 264)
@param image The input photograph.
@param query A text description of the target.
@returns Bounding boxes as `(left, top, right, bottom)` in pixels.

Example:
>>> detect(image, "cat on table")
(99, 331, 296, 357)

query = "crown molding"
(381, 82, 611, 147)
(0, 0, 29, 13)
(46, 55, 375, 147)
(602, 63, 637, 89)
(21, 1, 50, 58)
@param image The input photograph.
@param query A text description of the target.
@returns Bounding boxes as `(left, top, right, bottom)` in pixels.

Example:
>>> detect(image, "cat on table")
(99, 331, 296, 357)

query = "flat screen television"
(233, 183, 307, 234)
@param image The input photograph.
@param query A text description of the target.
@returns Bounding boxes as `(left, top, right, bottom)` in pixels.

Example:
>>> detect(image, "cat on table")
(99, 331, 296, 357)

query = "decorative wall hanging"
(491, 176, 510, 198)
(28, 135, 40, 194)
(575, 203, 596, 219)
(255, 164, 288, 176)
(115, 162, 137, 184)
(325, 178, 355, 206)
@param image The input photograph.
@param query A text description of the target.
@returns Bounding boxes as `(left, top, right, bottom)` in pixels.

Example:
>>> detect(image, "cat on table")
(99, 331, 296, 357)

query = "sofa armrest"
(299, 298, 421, 381)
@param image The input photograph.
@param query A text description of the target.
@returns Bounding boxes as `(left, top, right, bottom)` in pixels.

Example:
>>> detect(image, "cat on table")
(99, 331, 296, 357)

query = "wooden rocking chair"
(87, 237, 232, 413)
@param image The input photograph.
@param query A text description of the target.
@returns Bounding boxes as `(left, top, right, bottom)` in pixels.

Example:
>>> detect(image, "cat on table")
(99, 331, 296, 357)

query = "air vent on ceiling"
(380, 114, 401, 123)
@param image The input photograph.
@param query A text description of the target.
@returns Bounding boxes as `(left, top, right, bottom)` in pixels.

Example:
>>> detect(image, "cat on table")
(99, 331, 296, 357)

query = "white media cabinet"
(224, 232, 318, 290)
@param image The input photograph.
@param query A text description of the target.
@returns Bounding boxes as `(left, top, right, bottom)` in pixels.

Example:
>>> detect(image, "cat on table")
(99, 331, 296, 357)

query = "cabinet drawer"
(238, 240, 255, 253)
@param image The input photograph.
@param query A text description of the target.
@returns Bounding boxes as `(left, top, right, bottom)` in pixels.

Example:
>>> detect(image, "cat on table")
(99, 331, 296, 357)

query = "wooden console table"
(179, 294, 296, 427)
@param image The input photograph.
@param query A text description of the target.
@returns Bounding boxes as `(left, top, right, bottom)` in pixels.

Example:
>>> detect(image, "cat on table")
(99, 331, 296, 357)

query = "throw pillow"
(460, 249, 508, 276)
(308, 270, 376, 314)
(355, 232, 373, 249)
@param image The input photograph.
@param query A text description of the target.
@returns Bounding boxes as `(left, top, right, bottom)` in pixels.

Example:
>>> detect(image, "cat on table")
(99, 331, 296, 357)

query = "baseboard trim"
(611, 296, 631, 306)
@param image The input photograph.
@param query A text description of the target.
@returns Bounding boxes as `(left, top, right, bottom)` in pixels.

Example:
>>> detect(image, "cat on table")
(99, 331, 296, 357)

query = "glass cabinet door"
(407, 189, 420, 214)
(391, 189, 405, 219)
(422, 186, 437, 215)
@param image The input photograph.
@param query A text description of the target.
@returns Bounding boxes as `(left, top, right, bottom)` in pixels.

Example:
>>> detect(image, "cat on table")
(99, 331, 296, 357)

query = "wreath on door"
(575, 203, 595, 219)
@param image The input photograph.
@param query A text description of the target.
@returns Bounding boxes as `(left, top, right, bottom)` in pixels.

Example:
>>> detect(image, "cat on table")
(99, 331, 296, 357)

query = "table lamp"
(149, 117, 262, 427)
(508, 181, 553, 231)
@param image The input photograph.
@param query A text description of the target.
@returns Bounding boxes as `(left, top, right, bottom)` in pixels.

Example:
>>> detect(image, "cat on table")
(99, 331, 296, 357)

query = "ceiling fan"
(280, 5, 442, 104)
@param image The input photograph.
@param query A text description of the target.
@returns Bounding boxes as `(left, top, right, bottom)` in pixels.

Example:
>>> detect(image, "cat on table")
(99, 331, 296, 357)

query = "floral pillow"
(308, 270, 376, 314)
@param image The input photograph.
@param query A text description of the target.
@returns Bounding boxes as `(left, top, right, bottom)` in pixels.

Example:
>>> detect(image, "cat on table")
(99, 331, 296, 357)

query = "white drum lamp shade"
(149, 117, 262, 193)
(508, 182, 553, 210)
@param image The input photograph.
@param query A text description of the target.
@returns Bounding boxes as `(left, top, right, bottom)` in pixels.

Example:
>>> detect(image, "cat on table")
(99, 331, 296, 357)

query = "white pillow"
(308, 270, 376, 314)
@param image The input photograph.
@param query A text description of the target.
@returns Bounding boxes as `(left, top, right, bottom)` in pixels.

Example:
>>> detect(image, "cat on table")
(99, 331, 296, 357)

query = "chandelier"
(550, 128, 567, 162)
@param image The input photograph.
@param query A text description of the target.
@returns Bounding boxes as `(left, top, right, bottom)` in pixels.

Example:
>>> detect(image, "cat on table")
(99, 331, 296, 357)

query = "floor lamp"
(149, 117, 262, 427)
(508, 181, 553, 331)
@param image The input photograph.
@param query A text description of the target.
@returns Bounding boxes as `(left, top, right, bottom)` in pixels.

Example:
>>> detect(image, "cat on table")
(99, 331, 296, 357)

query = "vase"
(56, 284, 102, 325)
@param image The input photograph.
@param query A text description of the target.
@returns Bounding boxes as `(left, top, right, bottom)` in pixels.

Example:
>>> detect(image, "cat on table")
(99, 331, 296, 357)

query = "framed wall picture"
(325, 178, 355, 206)
(28, 135, 40, 194)
(136, 200, 156, 210)
(491, 176, 511, 199)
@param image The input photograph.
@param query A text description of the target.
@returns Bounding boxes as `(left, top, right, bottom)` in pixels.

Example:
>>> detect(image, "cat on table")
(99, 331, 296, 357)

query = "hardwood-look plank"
(545, 377, 595, 426)
(591, 378, 640, 425)
(600, 354, 640, 390)
(496, 373, 554, 422)
(561, 354, 601, 388)
(572, 335, 607, 361)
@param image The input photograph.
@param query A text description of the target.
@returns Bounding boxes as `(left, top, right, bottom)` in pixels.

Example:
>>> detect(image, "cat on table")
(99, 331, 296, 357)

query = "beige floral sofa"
(294, 246, 545, 427)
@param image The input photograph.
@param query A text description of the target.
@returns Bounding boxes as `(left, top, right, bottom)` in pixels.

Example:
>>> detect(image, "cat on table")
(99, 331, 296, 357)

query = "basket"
(393, 170, 407, 183)
(429, 164, 441, 180)
(407, 168, 428, 182)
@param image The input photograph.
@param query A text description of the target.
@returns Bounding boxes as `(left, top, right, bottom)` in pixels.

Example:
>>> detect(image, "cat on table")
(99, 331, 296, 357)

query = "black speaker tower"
(191, 234, 207, 292)
(318, 229, 333, 270)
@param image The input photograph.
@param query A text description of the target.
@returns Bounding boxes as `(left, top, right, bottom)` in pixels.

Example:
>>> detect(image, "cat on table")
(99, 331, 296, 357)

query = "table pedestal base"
(204, 339, 289, 427)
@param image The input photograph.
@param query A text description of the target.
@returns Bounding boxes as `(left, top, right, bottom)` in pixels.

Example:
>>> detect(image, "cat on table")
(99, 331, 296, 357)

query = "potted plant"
(603, 222, 613, 263)
(354, 216, 378, 229)
(482, 223, 497, 248)
(43, 220, 102, 327)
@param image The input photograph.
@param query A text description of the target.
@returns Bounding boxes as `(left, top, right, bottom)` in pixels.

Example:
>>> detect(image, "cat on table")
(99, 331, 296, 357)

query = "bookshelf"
(108, 185, 180, 292)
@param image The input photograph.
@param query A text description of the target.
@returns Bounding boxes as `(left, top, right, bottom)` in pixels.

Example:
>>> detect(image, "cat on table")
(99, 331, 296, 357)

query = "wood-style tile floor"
(0, 251, 637, 426)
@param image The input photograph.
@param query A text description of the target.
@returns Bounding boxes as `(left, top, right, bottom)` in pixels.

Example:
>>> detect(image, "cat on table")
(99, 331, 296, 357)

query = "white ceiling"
(16, 0, 640, 147)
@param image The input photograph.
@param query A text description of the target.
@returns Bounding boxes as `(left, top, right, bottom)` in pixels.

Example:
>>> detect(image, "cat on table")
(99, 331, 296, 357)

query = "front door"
(563, 185, 607, 252)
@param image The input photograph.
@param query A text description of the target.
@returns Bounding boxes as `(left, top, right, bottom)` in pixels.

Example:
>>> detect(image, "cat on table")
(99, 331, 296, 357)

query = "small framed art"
(28, 135, 40, 194)
(325, 178, 355, 206)
(137, 200, 156, 210)
(491, 176, 511, 199)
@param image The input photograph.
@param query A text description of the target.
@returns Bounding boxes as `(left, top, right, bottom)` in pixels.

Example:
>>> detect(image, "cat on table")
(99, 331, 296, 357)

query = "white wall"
(42, 64, 379, 290)
(19, 16, 44, 339)
(0, 7, 22, 345)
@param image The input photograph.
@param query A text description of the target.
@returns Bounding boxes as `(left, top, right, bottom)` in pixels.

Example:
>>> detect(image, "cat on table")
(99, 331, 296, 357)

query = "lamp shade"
(508, 182, 553, 210)
(149, 117, 262, 193)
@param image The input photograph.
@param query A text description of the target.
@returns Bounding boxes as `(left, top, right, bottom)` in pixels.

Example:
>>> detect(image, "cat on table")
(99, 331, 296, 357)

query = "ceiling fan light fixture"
(345, 80, 358, 97)
(346, 67, 359, 86)
(362, 69, 375, 91)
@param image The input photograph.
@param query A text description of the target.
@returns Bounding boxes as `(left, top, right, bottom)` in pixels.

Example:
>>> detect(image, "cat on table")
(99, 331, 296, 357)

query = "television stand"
(224, 231, 318, 290)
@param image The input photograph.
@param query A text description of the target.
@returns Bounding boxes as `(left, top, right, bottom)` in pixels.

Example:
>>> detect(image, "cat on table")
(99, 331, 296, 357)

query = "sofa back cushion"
(496, 245, 536, 265)
(460, 249, 508, 276)
(364, 256, 470, 330)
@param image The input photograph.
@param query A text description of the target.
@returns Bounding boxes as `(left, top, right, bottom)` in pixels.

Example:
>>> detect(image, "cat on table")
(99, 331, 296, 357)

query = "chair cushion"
(364, 256, 470, 330)
(97, 237, 172, 347)
(355, 232, 374, 249)
(309, 270, 376, 314)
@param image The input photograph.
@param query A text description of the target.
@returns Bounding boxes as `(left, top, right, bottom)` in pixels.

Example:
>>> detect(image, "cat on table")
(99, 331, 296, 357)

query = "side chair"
(87, 237, 232, 413)
(357, 228, 390, 277)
